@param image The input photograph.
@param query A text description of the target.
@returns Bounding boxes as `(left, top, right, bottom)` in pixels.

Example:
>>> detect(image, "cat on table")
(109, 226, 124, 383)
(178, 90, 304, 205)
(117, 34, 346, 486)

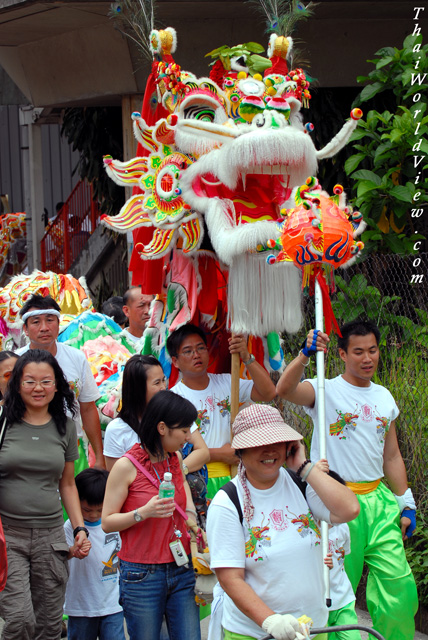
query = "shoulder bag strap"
(0, 407, 7, 451)
(124, 452, 189, 522)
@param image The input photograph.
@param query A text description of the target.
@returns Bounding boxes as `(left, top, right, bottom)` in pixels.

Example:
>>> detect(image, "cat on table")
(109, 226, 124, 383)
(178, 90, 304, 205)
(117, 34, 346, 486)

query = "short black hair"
(0, 351, 19, 364)
(166, 324, 207, 358)
(337, 320, 380, 352)
(123, 287, 140, 307)
(328, 469, 346, 486)
(19, 294, 60, 325)
(4, 349, 76, 435)
(102, 297, 127, 326)
(118, 354, 163, 433)
(75, 468, 109, 505)
(138, 390, 197, 460)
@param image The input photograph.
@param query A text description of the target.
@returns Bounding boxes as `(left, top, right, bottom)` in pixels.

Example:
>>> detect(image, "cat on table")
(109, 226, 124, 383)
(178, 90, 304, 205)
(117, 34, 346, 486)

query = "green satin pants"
(327, 600, 361, 639)
(344, 482, 418, 640)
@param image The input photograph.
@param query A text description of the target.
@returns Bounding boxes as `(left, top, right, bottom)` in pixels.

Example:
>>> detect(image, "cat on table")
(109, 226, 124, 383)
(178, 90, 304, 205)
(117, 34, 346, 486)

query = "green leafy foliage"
(344, 35, 428, 254)
(205, 42, 272, 75)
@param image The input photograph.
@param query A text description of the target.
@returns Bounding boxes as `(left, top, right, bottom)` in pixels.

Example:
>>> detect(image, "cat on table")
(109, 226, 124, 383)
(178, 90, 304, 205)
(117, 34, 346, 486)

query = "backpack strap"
(220, 481, 243, 524)
(220, 470, 307, 525)
(286, 468, 307, 498)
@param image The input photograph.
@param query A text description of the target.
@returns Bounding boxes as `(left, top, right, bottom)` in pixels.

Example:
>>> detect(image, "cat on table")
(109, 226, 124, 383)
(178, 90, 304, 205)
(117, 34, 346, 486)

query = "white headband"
(21, 309, 61, 323)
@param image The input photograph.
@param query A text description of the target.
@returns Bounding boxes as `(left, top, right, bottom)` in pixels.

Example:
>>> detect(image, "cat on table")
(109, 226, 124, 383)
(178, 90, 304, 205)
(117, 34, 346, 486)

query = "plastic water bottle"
(159, 472, 175, 499)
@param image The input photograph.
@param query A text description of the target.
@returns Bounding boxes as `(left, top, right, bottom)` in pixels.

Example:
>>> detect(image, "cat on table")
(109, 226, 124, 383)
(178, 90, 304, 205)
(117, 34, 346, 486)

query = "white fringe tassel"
(227, 252, 303, 336)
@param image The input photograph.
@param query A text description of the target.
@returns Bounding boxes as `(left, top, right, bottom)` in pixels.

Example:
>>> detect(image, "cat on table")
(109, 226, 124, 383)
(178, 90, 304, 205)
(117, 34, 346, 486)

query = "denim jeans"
(119, 559, 200, 640)
(67, 611, 126, 640)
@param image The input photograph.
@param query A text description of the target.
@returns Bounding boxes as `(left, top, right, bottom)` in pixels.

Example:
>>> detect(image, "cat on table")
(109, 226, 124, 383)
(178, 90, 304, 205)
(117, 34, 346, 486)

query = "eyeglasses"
(21, 380, 56, 389)
(179, 345, 208, 358)
(2, 371, 13, 380)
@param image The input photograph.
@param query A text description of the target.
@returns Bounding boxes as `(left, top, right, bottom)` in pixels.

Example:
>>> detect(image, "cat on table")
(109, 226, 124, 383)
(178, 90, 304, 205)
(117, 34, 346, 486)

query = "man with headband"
(17, 294, 105, 470)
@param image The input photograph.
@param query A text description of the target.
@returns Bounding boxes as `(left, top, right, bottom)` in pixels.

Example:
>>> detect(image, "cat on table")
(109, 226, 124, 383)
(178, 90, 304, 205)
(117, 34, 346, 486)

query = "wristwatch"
(73, 526, 89, 538)
(182, 463, 189, 476)
(243, 354, 255, 366)
(133, 508, 143, 522)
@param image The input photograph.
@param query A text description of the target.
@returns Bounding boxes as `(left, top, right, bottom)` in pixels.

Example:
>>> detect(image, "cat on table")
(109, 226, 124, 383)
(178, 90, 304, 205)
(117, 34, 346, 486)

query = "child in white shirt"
(64, 468, 125, 640)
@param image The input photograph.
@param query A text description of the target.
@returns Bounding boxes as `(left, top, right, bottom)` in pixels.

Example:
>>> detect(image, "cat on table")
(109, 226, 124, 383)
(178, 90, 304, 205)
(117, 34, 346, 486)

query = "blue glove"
(301, 329, 319, 357)
(401, 508, 416, 538)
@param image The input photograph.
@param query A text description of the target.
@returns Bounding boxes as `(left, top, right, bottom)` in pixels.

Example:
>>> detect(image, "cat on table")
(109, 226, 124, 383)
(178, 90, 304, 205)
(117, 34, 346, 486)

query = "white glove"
(261, 613, 305, 640)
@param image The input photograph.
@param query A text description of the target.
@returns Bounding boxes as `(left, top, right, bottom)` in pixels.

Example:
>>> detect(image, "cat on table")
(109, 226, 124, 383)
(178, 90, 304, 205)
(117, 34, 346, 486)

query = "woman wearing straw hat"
(206, 404, 359, 640)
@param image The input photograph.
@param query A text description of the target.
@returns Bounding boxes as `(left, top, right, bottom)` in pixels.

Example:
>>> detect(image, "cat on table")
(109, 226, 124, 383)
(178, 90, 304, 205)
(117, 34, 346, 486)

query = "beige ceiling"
(0, 0, 425, 107)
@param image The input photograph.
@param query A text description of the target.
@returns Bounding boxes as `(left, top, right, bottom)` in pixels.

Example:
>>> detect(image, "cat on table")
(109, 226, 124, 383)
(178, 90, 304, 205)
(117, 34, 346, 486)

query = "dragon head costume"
(102, 27, 363, 377)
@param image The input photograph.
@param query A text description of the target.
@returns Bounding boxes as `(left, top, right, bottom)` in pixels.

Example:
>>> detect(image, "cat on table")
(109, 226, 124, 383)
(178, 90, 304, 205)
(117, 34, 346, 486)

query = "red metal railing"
(41, 181, 101, 273)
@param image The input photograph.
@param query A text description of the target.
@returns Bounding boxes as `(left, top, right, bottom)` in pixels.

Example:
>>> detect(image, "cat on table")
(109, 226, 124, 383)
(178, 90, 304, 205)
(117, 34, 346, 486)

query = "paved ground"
(1, 609, 426, 638)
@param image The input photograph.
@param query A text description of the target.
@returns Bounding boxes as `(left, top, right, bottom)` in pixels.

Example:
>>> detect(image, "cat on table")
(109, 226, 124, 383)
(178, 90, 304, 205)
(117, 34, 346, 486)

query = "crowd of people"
(0, 290, 418, 640)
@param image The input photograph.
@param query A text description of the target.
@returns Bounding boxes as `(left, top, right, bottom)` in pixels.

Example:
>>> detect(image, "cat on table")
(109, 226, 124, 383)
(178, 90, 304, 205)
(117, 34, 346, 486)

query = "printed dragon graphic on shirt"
(245, 507, 320, 561)
(194, 394, 231, 435)
(329, 408, 359, 439)
(329, 403, 390, 443)
(288, 509, 321, 545)
(328, 538, 346, 569)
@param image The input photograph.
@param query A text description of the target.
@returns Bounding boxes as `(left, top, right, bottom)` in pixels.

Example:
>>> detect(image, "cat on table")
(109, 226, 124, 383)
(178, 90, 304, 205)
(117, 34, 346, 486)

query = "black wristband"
(296, 459, 311, 478)
(73, 526, 89, 538)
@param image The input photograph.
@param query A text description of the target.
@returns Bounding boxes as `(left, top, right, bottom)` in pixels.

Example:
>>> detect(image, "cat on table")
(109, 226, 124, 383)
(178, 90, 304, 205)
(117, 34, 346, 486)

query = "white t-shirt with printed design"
(305, 375, 399, 482)
(207, 468, 331, 638)
(17, 342, 100, 438)
(103, 416, 197, 459)
(64, 519, 122, 617)
(171, 374, 253, 449)
(103, 417, 138, 459)
(328, 522, 355, 611)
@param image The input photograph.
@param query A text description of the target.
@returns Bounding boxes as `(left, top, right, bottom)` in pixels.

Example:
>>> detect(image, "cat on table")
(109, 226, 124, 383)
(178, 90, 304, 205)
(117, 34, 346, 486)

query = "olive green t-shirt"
(0, 417, 78, 528)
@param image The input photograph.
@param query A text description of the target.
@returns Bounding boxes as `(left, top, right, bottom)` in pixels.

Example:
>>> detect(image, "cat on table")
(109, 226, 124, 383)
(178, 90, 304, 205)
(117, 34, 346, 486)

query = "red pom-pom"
(351, 108, 363, 120)
(333, 184, 343, 195)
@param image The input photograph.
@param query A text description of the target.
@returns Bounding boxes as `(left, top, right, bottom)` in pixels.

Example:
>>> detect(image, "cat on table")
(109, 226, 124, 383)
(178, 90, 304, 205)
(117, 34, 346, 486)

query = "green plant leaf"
(374, 47, 396, 57)
(243, 42, 265, 53)
(357, 181, 380, 198)
(376, 56, 394, 69)
(360, 82, 385, 102)
(390, 185, 413, 202)
(344, 153, 365, 174)
(349, 128, 371, 141)
(352, 170, 382, 185)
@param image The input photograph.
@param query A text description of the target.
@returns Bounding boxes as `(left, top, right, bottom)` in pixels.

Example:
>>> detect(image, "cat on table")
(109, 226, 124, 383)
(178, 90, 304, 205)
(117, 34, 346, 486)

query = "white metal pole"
(314, 278, 331, 607)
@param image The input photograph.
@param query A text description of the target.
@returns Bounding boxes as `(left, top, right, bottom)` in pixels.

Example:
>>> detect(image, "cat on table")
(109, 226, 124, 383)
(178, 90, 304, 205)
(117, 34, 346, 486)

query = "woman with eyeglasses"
(0, 351, 18, 404)
(0, 349, 91, 640)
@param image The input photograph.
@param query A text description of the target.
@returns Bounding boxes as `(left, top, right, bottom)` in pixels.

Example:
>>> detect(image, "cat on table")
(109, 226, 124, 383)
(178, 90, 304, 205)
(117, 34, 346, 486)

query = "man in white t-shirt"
(276, 320, 418, 640)
(17, 294, 105, 469)
(122, 287, 154, 346)
(167, 324, 276, 499)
